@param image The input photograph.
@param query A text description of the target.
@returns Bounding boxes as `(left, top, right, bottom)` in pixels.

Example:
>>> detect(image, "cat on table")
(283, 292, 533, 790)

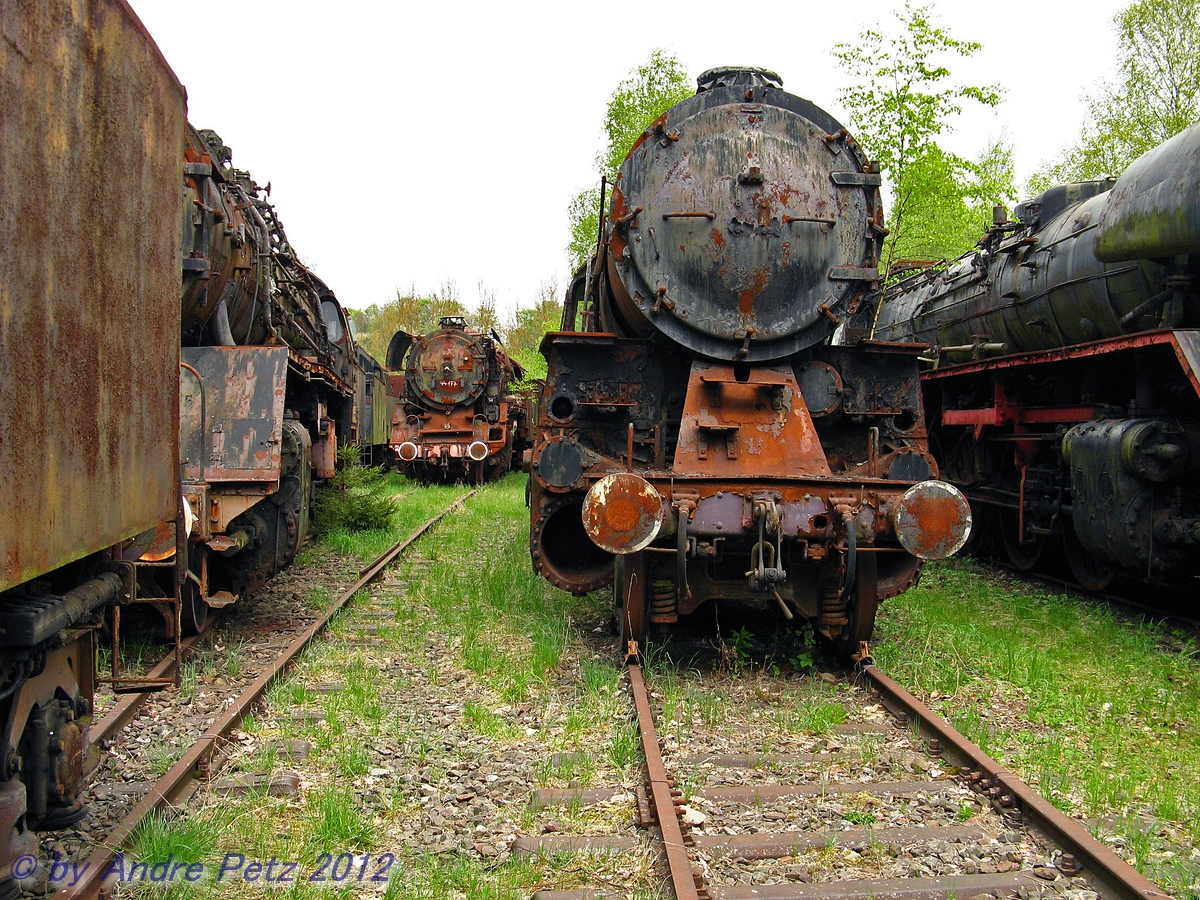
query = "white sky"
(129, 0, 1127, 318)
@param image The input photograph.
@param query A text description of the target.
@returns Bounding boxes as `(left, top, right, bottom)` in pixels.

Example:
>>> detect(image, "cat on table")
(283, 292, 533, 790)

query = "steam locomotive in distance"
(875, 123, 1200, 593)
(528, 66, 973, 657)
(387, 317, 529, 483)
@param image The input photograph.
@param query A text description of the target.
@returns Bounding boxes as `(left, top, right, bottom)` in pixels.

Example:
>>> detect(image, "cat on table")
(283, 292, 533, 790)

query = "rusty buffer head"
(891, 481, 973, 560)
(582, 473, 665, 554)
(607, 66, 882, 363)
(405, 318, 489, 412)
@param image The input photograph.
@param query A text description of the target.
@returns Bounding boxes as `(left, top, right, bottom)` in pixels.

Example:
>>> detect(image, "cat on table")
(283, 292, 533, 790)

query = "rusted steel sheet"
(0, 0, 184, 592)
(582, 473, 665, 554)
(180, 348, 288, 484)
(1096, 122, 1200, 262)
(891, 481, 971, 560)
(672, 363, 831, 477)
(921, 330, 1188, 380)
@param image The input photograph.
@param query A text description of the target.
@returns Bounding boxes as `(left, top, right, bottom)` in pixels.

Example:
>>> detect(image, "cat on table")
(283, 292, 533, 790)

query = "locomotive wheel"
(181, 546, 210, 636)
(833, 551, 878, 658)
(1001, 510, 1043, 572)
(1063, 521, 1115, 592)
(614, 551, 647, 659)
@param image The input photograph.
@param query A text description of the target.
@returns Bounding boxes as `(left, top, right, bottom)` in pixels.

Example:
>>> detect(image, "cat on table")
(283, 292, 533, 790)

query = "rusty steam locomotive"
(528, 67, 973, 656)
(875, 123, 1200, 593)
(387, 317, 529, 483)
(0, 2, 392, 891)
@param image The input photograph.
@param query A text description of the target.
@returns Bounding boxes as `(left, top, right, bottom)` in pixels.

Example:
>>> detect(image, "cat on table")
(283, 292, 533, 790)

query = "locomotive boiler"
(528, 67, 972, 656)
(388, 317, 527, 483)
(180, 126, 361, 632)
(874, 122, 1200, 591)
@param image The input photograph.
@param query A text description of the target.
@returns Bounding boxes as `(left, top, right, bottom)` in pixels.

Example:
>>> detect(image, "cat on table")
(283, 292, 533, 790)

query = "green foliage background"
(566, 50, 693, 272)
(832, 1, 1015, 274)
(1033, 0, 1200, 189)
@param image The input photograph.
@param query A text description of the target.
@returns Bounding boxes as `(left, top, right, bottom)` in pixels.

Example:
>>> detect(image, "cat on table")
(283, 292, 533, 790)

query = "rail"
(615, 658, 1173, 900)
(60, 490, 475, 900)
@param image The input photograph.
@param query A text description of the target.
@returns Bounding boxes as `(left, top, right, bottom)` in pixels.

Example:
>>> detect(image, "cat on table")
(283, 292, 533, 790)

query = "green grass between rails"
(118, 474, 652, 900)
(111, 480, 1199, 899)
(874, 558, 1200, 895)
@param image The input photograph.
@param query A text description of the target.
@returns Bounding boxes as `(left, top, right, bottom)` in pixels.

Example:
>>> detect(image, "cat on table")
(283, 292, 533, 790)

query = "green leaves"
(567, 50, 693, 271)
(599, 49, 693, 178)
(833, 1, 1009, 275)
(1033, 0, 1199, 188)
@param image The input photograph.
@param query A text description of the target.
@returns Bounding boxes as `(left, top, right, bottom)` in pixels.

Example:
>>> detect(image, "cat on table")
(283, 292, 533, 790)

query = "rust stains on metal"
(673, 362, 831, 478)
(891, 481, 972, 560)
(738, 267, 771, 315)
(627, 664, 702, 900)
(582, 474, 665, 555)
(0, 0, 183, 592)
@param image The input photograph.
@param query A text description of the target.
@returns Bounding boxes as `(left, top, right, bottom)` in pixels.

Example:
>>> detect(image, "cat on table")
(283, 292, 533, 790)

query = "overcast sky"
(129, 0, 1127, 318)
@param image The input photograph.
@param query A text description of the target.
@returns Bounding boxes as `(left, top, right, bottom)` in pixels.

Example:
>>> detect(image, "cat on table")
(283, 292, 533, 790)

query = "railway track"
(49, 490, 475, 900)
(522, 653, 1171, 900)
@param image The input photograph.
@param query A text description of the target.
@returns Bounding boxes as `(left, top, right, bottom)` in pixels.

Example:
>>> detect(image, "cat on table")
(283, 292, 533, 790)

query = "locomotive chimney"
(696, 66, 783, 94)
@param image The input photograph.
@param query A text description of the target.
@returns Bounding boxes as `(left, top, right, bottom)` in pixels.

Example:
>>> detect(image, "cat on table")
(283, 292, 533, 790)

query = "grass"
(101, 478, 1199, 900)
(875, 557, 1200, 894)
(124, 474, 653, 900)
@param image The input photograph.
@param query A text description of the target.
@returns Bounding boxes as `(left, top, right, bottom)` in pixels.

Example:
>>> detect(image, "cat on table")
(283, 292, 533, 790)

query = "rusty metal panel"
(672, 362, 831, 477)
(180, 347, 288, 483)
(0, 0, 185, 592)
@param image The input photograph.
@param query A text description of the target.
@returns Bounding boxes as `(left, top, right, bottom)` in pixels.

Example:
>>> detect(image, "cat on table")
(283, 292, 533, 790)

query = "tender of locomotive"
(528, 67, 972, 656)
(0, 0, 183, 889)
(874, 123, 1200, 592)
(388, 317, 528, 483)
(0, 2, 383, 890)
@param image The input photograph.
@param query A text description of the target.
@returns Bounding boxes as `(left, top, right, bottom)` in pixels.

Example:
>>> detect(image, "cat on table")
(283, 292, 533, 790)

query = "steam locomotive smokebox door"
(610, 88, 879, 363)
(406, 322, 490, 411)
(180, 346, 288, 484)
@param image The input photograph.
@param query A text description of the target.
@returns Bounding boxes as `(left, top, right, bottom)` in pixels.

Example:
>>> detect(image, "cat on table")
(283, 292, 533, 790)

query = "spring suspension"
(649, 579, 678, 625)
(818, 567, 848, 627)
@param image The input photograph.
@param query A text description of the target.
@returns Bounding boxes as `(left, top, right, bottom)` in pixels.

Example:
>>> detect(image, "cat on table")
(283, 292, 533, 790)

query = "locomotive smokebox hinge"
(652, 121, 680, 147)
(823, 129, 848, 154)
(614, 206, 643, 231)
(738, 165, 764, 185)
